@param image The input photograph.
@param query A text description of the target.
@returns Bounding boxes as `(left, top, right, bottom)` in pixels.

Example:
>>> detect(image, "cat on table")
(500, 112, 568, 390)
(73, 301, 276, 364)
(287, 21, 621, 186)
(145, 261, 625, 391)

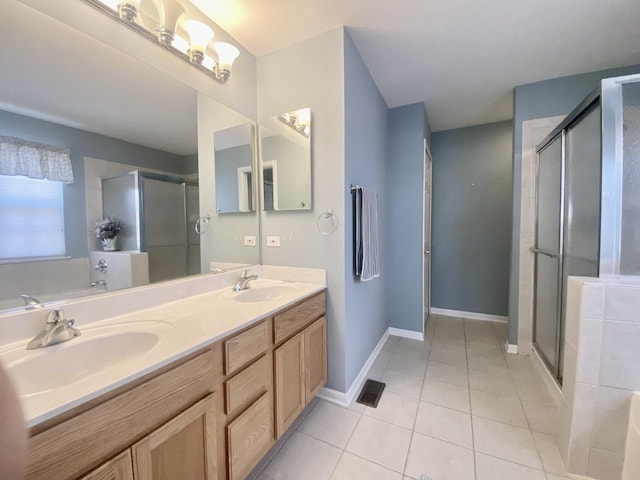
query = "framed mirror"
(259, 108, 312, 211)
(214, 123, 255, 213)
(0, 1, 259, 312)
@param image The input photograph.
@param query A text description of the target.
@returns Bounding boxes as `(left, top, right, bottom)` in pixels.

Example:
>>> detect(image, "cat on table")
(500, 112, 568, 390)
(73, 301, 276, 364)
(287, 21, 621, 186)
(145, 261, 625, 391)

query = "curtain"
(0, 135, 73, 183)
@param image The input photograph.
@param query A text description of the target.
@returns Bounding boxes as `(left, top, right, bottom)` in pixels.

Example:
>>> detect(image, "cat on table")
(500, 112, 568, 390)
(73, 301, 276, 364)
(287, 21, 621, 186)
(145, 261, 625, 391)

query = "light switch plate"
(244, 235, 257, 246)
(267, 236, 281, 247)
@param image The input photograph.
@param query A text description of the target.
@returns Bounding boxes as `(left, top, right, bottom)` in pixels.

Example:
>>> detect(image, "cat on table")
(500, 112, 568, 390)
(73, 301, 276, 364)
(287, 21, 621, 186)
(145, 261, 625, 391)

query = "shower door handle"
(530, 247, 559, 258)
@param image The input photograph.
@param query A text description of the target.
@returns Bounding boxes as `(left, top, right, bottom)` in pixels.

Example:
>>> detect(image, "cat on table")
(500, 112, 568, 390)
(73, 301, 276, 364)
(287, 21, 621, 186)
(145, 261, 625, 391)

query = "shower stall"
(532, 74, 640, 382)
(102, 171, 200, 284)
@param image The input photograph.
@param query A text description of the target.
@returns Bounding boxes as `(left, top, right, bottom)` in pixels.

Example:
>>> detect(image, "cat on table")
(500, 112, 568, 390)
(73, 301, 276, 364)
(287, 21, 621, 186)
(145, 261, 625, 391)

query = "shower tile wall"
(560, 277, 640, 480)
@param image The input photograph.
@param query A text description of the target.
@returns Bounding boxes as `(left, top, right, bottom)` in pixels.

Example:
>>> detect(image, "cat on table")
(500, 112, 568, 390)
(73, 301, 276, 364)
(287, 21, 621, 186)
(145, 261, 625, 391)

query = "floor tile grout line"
(503, 336, 564, 478)
(344, 333, 423, 477)
(399, 315, 435, 479)
(257, 397, 321, 478)
(463, 319, 479, 480)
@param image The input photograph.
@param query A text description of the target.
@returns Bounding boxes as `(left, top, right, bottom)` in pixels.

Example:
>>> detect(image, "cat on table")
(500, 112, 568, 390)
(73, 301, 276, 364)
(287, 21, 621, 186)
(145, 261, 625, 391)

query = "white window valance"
(0, 135, 74, 183)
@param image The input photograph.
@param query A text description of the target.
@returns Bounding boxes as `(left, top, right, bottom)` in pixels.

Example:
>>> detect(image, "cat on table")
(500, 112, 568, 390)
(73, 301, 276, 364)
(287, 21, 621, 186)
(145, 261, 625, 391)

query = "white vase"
(101, 237, 118, 251)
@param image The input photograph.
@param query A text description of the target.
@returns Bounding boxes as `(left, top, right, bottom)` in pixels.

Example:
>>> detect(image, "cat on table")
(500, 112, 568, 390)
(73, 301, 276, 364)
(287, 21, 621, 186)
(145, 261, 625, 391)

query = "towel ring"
(316, 209, 338, 235)
(195, 214, 211, 234)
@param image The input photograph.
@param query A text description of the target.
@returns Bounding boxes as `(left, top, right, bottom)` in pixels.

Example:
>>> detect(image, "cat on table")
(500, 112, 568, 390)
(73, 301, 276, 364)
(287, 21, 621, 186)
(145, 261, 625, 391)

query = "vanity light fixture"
(85, 0, 241, 84)
(117, 0, 140, 22)
(278, 108, 311, 138)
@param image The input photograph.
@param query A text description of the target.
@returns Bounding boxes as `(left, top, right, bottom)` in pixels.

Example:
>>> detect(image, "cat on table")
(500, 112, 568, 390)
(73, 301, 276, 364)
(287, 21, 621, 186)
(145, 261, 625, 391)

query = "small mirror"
(214, 123, 254, 213)
(260, 108, 312, 211)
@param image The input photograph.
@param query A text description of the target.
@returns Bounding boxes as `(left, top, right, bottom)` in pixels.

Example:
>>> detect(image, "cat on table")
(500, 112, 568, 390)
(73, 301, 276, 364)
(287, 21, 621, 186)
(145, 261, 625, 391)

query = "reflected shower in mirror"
(214, 123, 254, 213)
(259, 108, 312, 211)
(0, 1, 259, 313)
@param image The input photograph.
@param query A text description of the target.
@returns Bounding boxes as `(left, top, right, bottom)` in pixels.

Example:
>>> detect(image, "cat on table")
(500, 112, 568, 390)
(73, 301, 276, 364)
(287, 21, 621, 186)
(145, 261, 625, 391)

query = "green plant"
(95, 216, 123, 240)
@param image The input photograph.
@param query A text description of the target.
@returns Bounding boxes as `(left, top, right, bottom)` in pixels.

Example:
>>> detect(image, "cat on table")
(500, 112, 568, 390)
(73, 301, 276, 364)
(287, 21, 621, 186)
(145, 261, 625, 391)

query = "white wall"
(257, 28, 347, 390)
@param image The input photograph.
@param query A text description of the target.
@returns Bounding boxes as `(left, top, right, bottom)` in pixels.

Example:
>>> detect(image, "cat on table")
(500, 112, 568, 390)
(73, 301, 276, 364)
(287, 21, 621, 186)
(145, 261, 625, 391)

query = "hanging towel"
(355, 186, 380, 281)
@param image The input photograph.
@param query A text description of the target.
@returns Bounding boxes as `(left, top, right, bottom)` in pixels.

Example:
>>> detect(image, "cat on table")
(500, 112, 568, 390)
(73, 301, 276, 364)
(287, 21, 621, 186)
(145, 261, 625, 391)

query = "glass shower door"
(533, 134, 564, 375)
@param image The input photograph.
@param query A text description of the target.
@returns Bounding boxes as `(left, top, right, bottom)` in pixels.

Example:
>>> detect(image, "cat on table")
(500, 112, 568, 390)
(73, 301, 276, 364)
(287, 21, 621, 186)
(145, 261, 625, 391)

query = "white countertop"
(0, 276, 325, 428)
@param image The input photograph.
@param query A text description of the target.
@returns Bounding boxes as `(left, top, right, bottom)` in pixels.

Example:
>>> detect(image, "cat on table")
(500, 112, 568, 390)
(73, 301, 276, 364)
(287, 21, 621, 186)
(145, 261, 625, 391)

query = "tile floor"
(256, 315, 572, 480)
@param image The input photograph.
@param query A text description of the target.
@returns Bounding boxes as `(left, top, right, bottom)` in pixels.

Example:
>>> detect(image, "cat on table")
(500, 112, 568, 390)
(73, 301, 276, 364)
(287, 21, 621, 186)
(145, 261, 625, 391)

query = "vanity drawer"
(224, 321, 270, 375)
(225, 355, 270, 417)
(274, 292, 326, 344)
(226, 392, 273, 480)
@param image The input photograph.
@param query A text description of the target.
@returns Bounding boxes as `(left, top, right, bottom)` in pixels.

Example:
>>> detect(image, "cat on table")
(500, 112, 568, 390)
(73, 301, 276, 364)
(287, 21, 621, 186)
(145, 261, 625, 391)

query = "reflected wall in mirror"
(0, 1, 259, 313)
(214, 123, 255, 213)
(197, 94, 259, 272)
(259, 108, 312, 211)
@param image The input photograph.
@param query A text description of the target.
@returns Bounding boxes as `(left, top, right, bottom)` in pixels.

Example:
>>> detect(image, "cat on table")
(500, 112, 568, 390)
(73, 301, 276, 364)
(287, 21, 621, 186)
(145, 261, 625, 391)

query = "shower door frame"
(532, 131, 566, 382)
(138, 171, 199, 281)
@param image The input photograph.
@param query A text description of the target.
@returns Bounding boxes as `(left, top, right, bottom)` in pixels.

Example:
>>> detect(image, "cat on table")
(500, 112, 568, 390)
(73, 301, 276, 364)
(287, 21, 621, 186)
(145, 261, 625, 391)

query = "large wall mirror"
(0, 1, 258, 312)
(259, 108, 312, 211)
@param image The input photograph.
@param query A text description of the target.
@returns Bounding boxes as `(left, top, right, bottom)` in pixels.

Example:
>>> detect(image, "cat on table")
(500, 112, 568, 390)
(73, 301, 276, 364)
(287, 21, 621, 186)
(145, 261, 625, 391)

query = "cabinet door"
(227, 393, 274, 480)
(132, 394, 217, 480)
(275, 332, 305, 437)
(81, 451, 133, 480)
(305, 316, 327, 401)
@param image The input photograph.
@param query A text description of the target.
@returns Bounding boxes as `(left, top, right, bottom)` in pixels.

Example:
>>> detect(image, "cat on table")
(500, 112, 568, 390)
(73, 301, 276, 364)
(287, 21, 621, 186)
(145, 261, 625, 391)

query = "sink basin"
(6, 325, 167, 398)
(234, 285, 296, 303)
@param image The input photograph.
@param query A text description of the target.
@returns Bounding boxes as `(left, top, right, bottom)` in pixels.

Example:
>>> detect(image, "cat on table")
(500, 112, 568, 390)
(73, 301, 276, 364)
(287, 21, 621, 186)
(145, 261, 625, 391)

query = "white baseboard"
(317, 328, 391, 407)
(388, 327, 424, 341)
(504, 341, 518, 355)
(430, 307, 508, 323)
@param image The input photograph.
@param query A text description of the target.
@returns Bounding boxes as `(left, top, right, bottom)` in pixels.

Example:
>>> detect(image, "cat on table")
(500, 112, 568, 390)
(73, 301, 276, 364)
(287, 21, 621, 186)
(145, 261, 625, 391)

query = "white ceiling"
(192, 0, 640, 131)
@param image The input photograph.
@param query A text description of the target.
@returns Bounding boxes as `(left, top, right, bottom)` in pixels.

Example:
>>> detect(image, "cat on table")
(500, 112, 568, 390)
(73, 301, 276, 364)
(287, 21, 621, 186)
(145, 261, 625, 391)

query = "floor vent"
(356, 379, 386, 408)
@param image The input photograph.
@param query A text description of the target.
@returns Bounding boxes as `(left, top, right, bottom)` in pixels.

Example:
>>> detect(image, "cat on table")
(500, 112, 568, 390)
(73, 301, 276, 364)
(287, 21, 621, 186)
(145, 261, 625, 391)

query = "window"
(0, 175, 65, 260)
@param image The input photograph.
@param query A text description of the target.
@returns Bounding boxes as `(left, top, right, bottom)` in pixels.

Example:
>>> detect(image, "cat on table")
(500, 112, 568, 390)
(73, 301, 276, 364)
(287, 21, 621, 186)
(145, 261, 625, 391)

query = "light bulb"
(296, 108, 311, 126)
(184, 20, 214, 64)
(153, 0, 185, 45)
(214, 42, 240, 72)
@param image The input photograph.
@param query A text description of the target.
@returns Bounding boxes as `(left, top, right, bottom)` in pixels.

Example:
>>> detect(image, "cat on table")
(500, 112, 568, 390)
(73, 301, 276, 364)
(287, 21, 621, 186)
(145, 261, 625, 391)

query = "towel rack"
(350, 184, 379, 196)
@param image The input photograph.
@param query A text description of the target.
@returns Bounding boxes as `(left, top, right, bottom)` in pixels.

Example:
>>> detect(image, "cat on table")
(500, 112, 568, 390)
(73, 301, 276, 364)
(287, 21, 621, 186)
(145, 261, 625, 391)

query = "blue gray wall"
(431, 121, 513, 316)
(385, 103, 428, 333)
(214, 144, 252, 213)
(261, 136, 312, 209)
(0, 109, 195, 258)
(508, 64, 640, 344)
(344, 31, 389, 387)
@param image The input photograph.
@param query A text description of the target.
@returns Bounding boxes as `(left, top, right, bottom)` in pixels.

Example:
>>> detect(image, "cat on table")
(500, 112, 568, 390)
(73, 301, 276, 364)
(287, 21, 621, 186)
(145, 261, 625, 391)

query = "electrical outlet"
(267, 236, 281, 247)
(244, 235, 256, 246)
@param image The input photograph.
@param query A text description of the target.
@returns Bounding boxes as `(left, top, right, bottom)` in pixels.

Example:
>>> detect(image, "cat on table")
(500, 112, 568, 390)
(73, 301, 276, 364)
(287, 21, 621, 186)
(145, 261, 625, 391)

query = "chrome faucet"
(233, 270, 258, 291)
(20, 295, 43, 309)
(26, 308, 81, 350)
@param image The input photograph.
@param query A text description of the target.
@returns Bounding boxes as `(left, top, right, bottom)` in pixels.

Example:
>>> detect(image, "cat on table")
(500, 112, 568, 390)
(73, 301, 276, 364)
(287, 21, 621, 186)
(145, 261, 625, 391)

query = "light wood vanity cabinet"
(80, 451, 133, 480)
(81, 395, 218, 480)
(26, 289, 326, 480)
(305, 316, 328, 400)
(273, 292, 327, 438)
(274, 331, 306, 436)
(132, 394, 218, 480)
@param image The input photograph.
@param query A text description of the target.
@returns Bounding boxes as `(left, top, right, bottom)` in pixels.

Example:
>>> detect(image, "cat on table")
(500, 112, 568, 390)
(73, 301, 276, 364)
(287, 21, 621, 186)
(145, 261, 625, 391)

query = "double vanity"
(0, 268, 327, 480)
